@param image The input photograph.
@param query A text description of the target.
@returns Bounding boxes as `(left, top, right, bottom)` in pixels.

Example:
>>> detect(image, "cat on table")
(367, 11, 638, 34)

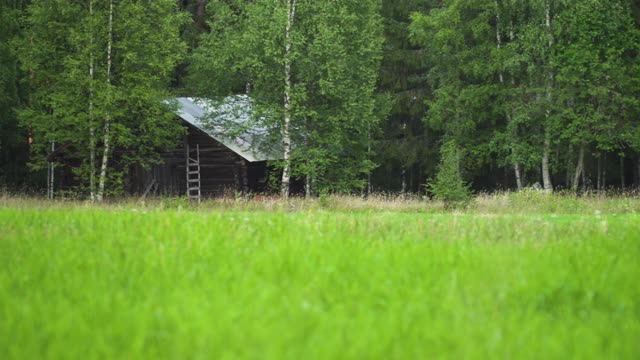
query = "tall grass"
(1, 202, 639, 359)
(2, 189, 639, 214)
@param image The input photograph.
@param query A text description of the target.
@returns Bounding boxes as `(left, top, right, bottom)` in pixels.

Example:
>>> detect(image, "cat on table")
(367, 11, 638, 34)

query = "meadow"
(1, 193, 639, 359)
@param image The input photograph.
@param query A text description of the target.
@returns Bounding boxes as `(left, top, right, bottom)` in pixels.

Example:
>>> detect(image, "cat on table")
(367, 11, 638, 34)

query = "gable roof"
(172, 96, 283, 162)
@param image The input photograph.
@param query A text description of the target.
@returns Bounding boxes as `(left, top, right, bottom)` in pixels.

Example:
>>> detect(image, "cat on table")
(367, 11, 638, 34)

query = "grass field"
(1, 194, 639, 359)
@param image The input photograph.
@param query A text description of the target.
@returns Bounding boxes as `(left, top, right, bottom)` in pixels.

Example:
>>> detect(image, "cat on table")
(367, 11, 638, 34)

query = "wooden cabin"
(136, 96, 282, 199)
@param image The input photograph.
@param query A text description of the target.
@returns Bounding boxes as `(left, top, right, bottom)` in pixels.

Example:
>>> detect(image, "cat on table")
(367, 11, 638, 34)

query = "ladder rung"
(186, 144, 201, 202)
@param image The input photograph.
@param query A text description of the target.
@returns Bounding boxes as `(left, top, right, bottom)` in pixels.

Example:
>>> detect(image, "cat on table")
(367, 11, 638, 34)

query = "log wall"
(136, 121, 269, 197)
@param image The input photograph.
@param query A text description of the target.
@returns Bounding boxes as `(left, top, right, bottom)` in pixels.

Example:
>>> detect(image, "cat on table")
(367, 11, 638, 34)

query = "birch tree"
(191, 0, 385, 197)
(541, 0, 554, 193)
(494, 0, 524, 190)
(96, 0, 113, 202)
(19, 0, 186, 199)
(280, 0, 296, 198)
(554, 0, 639, 191)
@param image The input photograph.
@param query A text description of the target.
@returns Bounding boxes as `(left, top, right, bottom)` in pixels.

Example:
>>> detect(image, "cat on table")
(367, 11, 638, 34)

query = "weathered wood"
(137, 119, 271, 198)
(185, 143, 201, 202)
(240, 159, 248, 194)
(138, 179, 156, 203)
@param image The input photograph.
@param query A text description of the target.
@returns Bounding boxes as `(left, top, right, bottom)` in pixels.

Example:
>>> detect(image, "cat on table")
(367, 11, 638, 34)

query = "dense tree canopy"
(189, 0, 385, 196)
(1, 0, 639, 197)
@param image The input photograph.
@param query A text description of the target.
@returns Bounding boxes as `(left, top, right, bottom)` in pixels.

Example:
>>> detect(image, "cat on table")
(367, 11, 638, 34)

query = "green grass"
(1, 198, 639, 359)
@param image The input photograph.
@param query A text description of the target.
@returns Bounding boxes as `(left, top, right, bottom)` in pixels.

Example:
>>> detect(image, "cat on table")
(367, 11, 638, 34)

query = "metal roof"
(172, 96, 283, 162)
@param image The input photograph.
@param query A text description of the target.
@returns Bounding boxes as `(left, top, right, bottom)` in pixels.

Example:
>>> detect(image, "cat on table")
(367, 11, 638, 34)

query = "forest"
(1, 0, 639, 199)
(2, 2, 640, 356)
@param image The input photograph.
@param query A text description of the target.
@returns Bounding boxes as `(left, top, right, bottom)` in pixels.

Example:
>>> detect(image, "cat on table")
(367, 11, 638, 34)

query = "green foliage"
(371, 0, 436, 192)
(0, 0, 31, 187)
(17, 0, 187, 196)
(410, 0, 503, 176)
(427, 139, 471, 206)
(554, 0, 639, 153)
(189, 0, 386, 193)
(409, 0, 640, 191)
(2, 0, 640, 194)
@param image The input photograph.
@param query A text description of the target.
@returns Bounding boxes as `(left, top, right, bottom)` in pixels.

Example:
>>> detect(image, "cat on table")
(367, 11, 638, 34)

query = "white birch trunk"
(572, 144, 584, 192)
(367, 123, 372, 196)
(48, 141, 55, 199)
(89, 0, 96, 202)
(514, 162, 523, 190)
(280, 0, 297, 199)
(496, 2, 523, 191)
(542, 125, 552, 192)
(542, 0, 553, 193)
(509, 19, 523, 191)
(97, 0, 113, 202)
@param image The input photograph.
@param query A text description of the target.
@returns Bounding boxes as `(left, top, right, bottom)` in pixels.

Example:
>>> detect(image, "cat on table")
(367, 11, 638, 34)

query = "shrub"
(427, 140, 471, 208)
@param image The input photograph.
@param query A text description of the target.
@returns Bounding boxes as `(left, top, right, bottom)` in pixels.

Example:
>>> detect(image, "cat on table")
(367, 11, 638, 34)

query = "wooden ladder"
(185, 144, 201, 203)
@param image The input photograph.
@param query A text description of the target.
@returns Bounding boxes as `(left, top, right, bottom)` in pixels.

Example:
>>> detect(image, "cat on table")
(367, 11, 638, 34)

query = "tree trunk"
(495, 1, 504, 84)
(597, 155, 602, 192)
(572, 144, 584, 192)
(48, 141, 55, 199)
(514, 162, 523, 190)
(565, 146, 572, 189)
(620, 155, 625, 189)
(280, 0, 297, 199)
(196, 0, 206, 21)
(367, 123, 372, 196)
(496, 3, 523, 191)
(542, 125, 552, 192)
(97, 0, 114, 202)
(401, 168, 406, 195)
(89, 0, 95, 202)
(510, 17, 522, 192)
(582, 163, 587, 191)
(542, 0, 553, 193)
